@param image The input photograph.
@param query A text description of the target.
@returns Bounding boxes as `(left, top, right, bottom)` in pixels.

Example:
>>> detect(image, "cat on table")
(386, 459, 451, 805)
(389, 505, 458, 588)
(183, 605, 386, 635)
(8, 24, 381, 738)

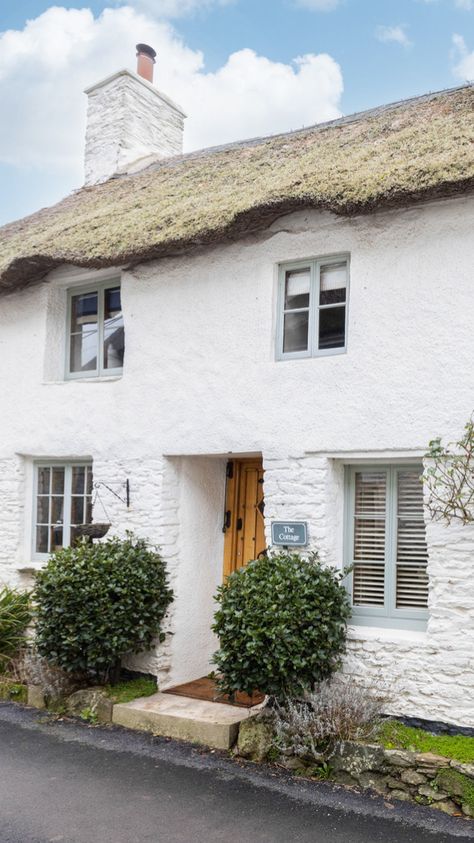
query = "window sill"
(347, 624, 428, 645)
(43, 375, 122, 385)
(276, 347, 347, 362)
(17, 564, 44, 577)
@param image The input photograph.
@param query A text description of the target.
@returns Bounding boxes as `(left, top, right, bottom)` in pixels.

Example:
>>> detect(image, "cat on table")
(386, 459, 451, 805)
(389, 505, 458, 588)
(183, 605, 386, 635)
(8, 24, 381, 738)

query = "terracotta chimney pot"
(136, 43, 156, 84)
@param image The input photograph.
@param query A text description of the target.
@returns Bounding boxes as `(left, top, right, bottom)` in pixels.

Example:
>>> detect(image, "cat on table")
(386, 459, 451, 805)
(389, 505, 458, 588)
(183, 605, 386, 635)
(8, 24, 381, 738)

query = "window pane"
(50, 525, 63, 551)
(353, 563, 385, 606)
(36, 526, 49, 554)
(86, 467, 93, 496)
(354, 520, 386, 560)
(355, 472, 386, 516)
(71, 291, 98, 333)
(318, 306, 345, 350)
(283, 311, 309, 353)
(396, 471, 428, 610)
(52, 467, 65, 494)
(104, 287, 124, 370)
(320, 262, 347, 305)
(70, 331, 98, 373)
(72, 466, 85, 495)
(51, 497, 64, 524)
(284, 269, 310, 310)
(71, 496, 84, 525)
(353, 472, 386, 607)
(36, 497, 49, 524)
(396, 565, 429, 609)
(37, 467, 50, 495)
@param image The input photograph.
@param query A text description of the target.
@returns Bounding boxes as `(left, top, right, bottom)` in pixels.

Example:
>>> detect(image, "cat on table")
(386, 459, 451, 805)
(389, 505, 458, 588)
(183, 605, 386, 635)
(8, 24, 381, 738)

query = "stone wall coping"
(343, 741, 474, 778)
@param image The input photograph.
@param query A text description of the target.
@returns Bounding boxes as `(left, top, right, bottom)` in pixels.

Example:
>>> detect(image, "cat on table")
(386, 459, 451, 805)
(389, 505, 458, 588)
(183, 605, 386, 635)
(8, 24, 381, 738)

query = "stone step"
(112, 692, 257, 750)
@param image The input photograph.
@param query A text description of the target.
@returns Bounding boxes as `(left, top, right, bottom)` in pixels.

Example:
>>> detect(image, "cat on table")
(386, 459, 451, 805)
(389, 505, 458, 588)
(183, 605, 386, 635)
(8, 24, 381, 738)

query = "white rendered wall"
(2, 195, 474, 720)
(84, 70, 185, 185)
(163, 457, 226, 688)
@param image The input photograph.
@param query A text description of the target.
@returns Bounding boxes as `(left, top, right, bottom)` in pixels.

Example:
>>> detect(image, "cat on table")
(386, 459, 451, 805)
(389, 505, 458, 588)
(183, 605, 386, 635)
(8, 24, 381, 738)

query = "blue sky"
(0, 0, 473, 225)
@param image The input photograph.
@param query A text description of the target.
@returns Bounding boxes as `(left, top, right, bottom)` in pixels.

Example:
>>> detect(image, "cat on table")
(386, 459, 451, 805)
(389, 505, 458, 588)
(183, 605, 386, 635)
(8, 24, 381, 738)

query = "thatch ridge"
(1, 84, 473, 293)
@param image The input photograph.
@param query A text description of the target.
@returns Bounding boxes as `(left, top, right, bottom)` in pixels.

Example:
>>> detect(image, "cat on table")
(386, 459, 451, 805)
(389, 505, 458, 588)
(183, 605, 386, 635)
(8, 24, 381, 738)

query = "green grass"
(105, 677, 157, 704)
(0, 679, 27, 704)
(376, 720, 474, 764)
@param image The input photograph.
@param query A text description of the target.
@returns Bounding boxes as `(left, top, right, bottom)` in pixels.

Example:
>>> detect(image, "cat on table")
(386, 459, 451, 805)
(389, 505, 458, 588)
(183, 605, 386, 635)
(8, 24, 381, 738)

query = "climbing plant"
(424, 416, 474, 524)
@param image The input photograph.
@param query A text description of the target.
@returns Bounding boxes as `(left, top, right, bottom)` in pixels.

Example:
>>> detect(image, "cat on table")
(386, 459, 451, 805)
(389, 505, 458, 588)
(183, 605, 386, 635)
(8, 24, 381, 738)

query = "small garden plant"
(271, 678, 387, 764)
(34, 534, 173, 682)
(212, 551, 351, 699)
(0, 585, 31, 672)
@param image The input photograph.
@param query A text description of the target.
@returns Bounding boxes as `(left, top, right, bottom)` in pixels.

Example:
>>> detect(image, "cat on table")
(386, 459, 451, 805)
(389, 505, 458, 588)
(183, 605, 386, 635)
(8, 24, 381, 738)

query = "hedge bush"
(212, 551, 351, 700)
(0, 586, 31, 671)
(34, 534, 173, 681)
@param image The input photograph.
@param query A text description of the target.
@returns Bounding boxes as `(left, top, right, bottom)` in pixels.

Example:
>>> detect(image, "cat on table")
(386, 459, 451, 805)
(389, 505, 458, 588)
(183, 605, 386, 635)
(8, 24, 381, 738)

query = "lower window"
(33, 463, 93, 557)
(345, 464, 429, 630)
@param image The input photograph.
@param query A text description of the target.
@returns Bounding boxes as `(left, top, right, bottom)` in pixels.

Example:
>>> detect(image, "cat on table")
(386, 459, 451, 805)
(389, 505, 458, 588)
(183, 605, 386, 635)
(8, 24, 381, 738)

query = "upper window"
(67, 282, 124, 378)
(345, 465, 429, 630)
(277, 256, 349, 360)
(33, 462, 93, 558)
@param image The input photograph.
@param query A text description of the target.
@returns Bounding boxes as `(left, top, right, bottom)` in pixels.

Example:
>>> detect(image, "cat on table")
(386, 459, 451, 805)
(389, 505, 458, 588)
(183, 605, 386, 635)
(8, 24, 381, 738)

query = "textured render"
(84, 70, 185, 186)
(0, 85, 473, 292)
(2, 200, 474, 721)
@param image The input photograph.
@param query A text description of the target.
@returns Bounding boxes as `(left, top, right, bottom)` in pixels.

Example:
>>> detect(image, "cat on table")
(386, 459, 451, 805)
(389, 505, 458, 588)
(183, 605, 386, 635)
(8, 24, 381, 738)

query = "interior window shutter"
(352, 472, 386, 606)
(396, 471, 429, 609)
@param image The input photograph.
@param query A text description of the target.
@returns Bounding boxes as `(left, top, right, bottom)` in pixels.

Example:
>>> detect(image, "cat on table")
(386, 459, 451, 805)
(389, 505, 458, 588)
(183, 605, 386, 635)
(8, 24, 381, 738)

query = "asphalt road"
(1, 703, 473, 843)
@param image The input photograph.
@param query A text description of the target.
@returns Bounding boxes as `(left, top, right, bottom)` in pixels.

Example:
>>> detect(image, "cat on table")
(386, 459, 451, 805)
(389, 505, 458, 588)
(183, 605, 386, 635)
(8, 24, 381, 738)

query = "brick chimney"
(84, 44, 186, 186)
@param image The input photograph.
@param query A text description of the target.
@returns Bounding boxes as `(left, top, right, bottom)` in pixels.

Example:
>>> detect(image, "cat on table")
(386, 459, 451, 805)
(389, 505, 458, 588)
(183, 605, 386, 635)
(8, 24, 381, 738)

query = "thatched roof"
(1, 84, 473, 293)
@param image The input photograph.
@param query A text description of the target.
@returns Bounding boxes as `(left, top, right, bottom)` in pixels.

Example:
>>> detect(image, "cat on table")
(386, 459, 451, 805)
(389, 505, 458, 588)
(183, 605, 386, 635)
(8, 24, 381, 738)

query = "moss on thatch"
(1, 85, 473, 293)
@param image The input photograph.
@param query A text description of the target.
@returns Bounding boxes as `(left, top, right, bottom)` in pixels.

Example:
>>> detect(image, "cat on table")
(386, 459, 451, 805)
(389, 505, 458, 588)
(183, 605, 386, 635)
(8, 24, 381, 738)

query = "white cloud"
(293, 0, 341, 10)
(375, 24, 413, 48)
(418, 0, 473, 7)
(452, 33, 474, 78)
(118, 0, 234, 18)
(0, 5, 343, 190)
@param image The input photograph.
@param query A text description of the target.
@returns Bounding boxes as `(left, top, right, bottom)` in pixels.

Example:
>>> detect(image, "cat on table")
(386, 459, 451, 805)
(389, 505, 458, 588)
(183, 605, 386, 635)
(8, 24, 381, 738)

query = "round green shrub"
(212, 551, 351, 700)
(34, 534, 173, 680)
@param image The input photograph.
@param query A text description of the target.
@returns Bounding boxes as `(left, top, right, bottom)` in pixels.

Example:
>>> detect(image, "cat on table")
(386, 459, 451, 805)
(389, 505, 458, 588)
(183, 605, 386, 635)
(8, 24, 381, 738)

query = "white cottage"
(1, 45, 474, 727)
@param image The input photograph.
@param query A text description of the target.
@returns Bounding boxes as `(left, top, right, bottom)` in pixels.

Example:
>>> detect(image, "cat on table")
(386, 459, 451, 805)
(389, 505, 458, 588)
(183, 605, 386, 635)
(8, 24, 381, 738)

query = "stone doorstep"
(112, 692, 259, 750)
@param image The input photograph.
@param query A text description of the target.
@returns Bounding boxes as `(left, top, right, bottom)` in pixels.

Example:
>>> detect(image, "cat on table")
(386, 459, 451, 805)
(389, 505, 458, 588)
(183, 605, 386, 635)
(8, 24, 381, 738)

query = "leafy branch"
(424, 417, 474, 524)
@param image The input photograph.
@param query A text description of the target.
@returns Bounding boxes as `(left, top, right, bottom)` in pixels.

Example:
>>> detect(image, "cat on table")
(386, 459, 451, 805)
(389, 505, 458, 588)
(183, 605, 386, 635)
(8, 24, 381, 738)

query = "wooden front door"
(223, 459, 265, 577)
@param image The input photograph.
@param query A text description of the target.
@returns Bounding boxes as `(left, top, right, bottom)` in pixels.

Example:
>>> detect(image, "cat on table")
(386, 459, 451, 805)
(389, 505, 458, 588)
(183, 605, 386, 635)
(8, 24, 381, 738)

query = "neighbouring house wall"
(1, 195, 474, 721)
(0, 458, 26, 588)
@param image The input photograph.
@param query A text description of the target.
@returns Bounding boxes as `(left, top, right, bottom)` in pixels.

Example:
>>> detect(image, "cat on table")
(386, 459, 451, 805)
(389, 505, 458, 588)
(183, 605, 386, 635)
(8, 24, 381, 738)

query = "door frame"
(222, 458, 265, 579)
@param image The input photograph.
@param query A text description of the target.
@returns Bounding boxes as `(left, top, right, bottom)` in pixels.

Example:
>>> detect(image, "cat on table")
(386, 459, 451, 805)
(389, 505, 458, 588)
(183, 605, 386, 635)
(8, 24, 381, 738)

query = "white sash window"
(66, 281, 124, 378)
(33, 463, 93, 559)
(277, 255, 349, 360)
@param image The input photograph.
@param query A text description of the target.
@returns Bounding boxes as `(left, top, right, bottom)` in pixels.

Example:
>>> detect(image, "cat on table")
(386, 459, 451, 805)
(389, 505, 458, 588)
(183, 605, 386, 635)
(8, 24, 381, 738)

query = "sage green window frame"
(66, 279, 124, 379)
(344, 464, 429, 631)
(276, 254, 349, 361)
(32, 460, 93, 561)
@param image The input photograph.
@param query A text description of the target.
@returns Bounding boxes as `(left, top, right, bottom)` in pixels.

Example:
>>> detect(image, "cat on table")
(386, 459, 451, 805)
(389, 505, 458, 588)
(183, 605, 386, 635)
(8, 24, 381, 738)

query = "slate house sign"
(271, 521, 308, 547)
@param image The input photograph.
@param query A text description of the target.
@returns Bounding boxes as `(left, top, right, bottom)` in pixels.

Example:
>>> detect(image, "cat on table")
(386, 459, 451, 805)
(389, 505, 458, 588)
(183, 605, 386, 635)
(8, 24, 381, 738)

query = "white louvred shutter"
(396, 471, 429, 609)
(352, 472, 386, 606)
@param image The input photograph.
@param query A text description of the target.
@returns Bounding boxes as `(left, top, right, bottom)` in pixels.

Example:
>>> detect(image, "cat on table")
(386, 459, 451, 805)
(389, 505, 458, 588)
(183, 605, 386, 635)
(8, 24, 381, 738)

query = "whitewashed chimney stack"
(83, 44, 186, 186)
